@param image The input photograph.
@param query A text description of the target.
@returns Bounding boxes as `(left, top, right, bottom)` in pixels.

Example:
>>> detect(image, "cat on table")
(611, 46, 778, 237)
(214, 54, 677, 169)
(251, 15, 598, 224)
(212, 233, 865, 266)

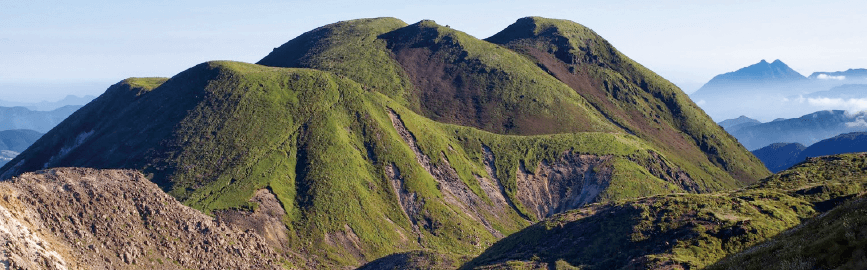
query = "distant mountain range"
(802, 84, 867, 99)
(691, 60, 867, 121)
(0, 105, 81, 133)
(721, 110, 867, 150)
(808, 68, 867, 80)
(718, 115, 761, 133)
(752, 132, 867, 172)
(0, 95, 95, 111)
(0, 129, 43, 167)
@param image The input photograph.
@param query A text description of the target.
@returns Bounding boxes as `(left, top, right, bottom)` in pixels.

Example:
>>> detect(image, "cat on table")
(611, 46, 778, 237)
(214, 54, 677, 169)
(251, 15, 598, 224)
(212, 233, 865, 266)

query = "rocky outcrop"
(0, 168, 282, 270)
(516, 153, 614, 219)
(388, 109, 510, 239)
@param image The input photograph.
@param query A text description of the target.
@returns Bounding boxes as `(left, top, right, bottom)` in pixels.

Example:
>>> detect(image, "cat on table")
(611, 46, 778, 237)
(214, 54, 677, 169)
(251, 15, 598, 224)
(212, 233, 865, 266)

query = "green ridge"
(463, 153, 867, 270)
(1, 17, 775, 268)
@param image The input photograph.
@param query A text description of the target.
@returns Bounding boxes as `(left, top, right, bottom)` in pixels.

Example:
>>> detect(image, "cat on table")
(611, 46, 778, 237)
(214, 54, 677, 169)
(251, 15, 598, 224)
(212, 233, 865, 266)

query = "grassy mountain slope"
(464, 153, 867, 270)
(0, 17, 770, 268)
(0, 61, 711, 267)
(484, 17, 767, 185)
(709, 153, 867, 270)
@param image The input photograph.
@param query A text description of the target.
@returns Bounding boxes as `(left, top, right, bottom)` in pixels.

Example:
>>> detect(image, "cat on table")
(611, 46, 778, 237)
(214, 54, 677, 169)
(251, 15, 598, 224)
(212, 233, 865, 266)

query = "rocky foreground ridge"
(0, 168, 283, 269)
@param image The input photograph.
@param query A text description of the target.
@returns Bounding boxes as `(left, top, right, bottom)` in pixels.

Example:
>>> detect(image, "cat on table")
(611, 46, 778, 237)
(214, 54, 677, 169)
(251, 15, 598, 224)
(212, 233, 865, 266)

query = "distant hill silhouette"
(802, 84, 867, 99)
(718, 115, 761, 133)
(0, 95, 95, 111)
(727, 110, 867, 150)
(751, 132, 867, 172)
(0, 129, 43, 152)
(0, 129, 42, 167)
(751, 142, 807, 172)
(0, 105, 81, 133)
(808, 68, 867, 80)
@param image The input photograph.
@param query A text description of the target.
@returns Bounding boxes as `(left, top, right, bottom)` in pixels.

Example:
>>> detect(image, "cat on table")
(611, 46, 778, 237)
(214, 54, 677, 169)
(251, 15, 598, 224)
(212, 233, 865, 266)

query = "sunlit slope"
(463, 153, 867, 270)
(486, 17, 769, 184)
(259, 17, 768, 190)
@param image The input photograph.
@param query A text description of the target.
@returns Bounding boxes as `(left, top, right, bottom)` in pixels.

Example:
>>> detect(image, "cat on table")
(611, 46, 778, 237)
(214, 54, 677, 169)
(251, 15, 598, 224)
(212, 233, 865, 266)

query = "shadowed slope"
(1, 17, 775, 268)
(485, 17, 768, 185)
(464, 153, 867, 270)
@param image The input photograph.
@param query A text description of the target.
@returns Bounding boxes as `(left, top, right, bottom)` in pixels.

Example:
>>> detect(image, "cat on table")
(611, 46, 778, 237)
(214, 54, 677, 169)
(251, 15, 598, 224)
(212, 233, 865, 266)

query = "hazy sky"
(2, 0, 865, 102)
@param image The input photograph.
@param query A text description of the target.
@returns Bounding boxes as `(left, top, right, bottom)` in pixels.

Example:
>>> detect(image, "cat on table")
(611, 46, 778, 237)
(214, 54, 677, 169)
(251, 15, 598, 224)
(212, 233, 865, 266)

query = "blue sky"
(2, 0, 865, 102)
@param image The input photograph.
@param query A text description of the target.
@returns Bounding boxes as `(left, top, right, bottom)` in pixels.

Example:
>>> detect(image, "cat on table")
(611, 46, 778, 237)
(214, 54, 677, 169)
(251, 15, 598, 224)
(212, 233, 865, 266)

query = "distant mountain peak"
(692, 59, 807, 96)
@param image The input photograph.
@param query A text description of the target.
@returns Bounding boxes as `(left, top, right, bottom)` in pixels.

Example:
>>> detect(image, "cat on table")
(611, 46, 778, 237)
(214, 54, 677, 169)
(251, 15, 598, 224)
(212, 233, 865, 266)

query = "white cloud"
(805, 97, 867, 113)
(696, 99, 706, 105)
(817, 74, 846, 80)
(846, 118, 867, 127)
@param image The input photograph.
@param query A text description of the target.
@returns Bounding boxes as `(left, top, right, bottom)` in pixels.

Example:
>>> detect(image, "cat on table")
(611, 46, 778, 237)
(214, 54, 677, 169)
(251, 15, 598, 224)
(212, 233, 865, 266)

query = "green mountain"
(462, 153, 867, 269)
(0, 17, 768, 268)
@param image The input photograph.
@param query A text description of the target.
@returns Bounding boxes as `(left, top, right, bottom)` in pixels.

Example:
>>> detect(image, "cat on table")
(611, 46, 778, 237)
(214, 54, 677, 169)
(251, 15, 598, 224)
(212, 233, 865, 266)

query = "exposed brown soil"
(387, 109, 508, 238)
(515, 152, 614, 219)
(0, 168, 283, 270)
(214, 189, 290, 250)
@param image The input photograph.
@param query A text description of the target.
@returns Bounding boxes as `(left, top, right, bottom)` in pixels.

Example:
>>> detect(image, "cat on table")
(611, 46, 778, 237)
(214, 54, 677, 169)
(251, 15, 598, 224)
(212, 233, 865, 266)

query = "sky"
(1, 0, 865, 102)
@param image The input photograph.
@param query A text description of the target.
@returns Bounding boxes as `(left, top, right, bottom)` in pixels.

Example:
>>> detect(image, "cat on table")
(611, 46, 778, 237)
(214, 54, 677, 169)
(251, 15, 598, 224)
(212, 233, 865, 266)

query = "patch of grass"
(463, 153, 867, 270)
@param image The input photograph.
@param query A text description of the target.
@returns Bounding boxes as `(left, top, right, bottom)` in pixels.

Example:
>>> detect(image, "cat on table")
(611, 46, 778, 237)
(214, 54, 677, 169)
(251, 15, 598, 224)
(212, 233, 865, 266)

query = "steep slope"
(0, 105, 81, 133)
(731, 110, 867, 150)
(0, 168, 282, 269)
(752, 132, 867, 173)
(708, 195, 867, 270)
(484, 17, 767, 184)
(464, 153, 867, 270)
(260, 18, 617, 135)
(751, 142, 806, 173)
(0, 17, 769, 268)
(0, 61, 711, 268)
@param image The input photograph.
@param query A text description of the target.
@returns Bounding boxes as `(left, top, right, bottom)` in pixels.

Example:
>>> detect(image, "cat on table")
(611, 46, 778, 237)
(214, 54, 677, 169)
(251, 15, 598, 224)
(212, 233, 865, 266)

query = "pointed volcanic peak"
(696, 59, 807, 91)
(485, 16, 769, 184)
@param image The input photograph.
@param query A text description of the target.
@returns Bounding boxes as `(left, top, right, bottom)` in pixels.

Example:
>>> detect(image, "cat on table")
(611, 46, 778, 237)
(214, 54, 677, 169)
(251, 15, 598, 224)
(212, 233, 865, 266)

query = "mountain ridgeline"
(0, 17, 768, 268)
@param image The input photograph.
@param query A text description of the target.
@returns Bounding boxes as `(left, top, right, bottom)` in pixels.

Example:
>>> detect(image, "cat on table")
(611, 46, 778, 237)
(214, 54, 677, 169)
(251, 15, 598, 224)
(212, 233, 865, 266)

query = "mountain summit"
(0, 17, 768, 268)
(693, 59, 806, 95)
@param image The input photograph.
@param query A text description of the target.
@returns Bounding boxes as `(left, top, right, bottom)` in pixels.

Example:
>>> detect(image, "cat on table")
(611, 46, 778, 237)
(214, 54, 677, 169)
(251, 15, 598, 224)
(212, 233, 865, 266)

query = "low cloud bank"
(805, 97, 867, 112)
(816, 74, 846, 80)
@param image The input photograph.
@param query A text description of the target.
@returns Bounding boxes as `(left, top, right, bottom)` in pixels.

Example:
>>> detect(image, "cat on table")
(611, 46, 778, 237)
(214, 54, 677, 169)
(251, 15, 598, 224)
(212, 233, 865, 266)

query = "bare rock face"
(0, 168, 282, 270)
(516, 153, 614, 219)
